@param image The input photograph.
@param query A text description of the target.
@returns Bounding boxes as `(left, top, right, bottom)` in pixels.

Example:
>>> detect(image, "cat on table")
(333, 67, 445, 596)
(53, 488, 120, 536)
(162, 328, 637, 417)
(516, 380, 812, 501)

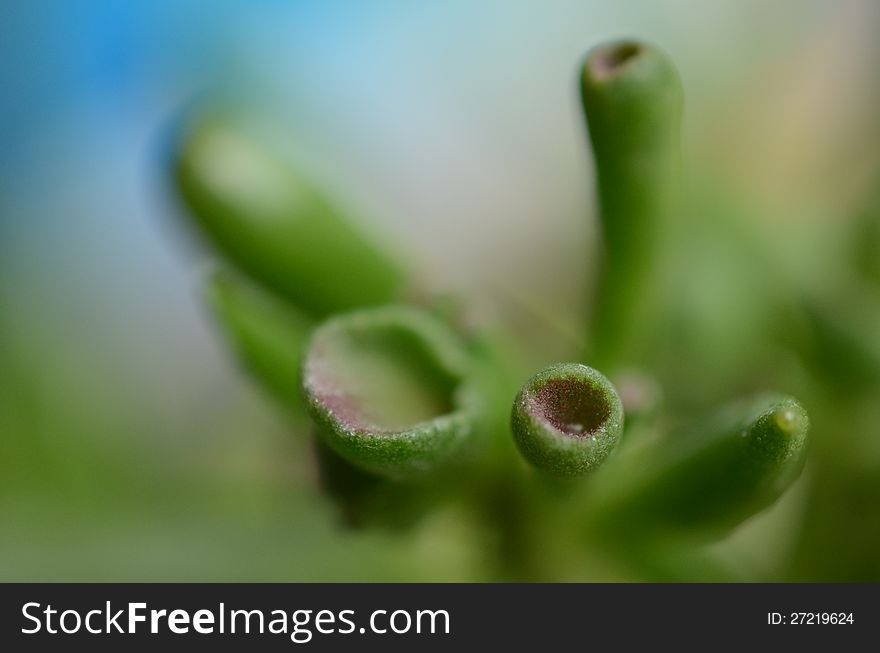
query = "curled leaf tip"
(302, 305, 476, 479)
(511, 363, 624, 477)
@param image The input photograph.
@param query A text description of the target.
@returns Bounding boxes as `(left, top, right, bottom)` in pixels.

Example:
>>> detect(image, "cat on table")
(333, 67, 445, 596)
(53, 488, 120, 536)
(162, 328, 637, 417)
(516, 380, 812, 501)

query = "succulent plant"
(169, 39, 817, 580)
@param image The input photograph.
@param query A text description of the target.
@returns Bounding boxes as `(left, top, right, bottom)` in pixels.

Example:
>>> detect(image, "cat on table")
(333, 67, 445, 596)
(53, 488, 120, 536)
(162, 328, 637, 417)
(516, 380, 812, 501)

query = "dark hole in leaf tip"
(532, 377, 612, 438)
(591, 42, 643, 79)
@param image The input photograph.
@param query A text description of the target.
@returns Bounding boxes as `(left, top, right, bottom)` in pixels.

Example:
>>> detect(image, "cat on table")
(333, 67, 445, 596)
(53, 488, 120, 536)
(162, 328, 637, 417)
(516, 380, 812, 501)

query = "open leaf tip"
(511, 363, 624, 477)
(302, 305, 477, 479)
(587, 41, 644, 80)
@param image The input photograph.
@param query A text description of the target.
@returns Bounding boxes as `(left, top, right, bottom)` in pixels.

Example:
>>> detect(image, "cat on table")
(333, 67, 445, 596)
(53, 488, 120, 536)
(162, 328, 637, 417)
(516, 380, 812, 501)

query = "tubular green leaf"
(208, 270, 312, 410)
(596, 395, 809, 538)
(174, 118, 405, 317)
(511, 363, 624, 477)
(301, 306, 478, 479)
(580, 40, 683, 370)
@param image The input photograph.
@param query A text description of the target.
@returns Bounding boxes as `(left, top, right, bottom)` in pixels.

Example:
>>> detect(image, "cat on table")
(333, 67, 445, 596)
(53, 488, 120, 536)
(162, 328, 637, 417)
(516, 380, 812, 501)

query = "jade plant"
(167, 39, 819, 580)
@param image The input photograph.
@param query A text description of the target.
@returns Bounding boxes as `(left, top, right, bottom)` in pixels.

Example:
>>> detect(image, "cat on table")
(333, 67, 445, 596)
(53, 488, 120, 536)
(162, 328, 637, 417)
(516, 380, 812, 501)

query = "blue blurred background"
(2, 0, 878, 580)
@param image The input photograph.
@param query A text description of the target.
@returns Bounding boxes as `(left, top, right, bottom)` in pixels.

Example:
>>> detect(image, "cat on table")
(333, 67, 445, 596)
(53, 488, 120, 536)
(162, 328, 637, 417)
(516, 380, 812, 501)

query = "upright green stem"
(581, 41, 683, 371)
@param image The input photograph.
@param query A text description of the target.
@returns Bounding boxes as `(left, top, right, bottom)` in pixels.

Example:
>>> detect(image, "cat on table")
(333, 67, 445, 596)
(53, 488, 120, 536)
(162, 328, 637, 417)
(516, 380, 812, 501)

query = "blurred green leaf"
(174, 119, 405, 317)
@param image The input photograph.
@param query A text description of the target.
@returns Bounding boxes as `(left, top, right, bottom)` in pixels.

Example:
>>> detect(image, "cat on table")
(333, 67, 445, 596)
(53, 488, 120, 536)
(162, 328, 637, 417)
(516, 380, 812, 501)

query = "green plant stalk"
(175, 118, 405, 317)
(581, 41, 683, 371)
(592, 395, 808, 539)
